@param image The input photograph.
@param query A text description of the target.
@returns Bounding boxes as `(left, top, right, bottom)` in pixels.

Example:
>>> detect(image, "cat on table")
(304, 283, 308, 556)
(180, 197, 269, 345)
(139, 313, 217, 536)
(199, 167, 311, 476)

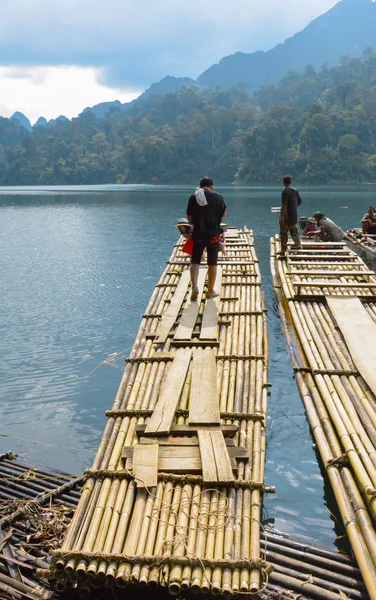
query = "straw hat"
(175, 218, 192, 229)
(307, 217, 316, 224)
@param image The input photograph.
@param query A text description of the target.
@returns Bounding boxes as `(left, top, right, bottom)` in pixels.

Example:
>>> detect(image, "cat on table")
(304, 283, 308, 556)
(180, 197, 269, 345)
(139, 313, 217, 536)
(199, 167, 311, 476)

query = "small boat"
(345, 228, 376, 258)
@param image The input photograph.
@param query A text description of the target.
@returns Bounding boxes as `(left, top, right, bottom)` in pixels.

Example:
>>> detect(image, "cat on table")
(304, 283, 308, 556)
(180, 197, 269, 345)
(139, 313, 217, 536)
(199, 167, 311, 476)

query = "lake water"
(1, 184, 376, 550)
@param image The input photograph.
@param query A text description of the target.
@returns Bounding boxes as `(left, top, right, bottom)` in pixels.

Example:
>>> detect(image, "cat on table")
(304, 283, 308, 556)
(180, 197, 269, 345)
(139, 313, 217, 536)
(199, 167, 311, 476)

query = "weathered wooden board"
(210, 430, 235, 483)
(197, 430, 217, 482)
(123, 444, 247, 459)
(137, 424, 238, 437)
(145, 348, 192, 435)
(139, 436, 236, 446)
(189, 348, 220, 425)
(294, 281, 376, 288)
(288, 258, 359, 263)
(174, 268, 207, 340)
(200, 266, 222, 340)
(289, 242, 346, 247)
(290, 270, 374, 277)
(133, 444, 158, 488)
(288, 249, 350, 254)
(126, 456, 237, 474)
(198, 430, 236, 484)
(327, 296, 376, 394)
(155, 270, 191, 343)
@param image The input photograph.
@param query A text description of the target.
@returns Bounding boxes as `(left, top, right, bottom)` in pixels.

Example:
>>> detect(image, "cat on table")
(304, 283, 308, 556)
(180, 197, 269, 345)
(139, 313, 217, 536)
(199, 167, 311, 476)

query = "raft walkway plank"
(189, 348, 220, 425)
(198, 430, 235, 484)
(155, 269, 190, 343)
(327, 296, 376, 394)
(174, 267, 207, 340)
(145, 348, 192, 435)
(133, 444, 158, 488)
(200, 266, 222, 339)
(290, 269, 374, 276)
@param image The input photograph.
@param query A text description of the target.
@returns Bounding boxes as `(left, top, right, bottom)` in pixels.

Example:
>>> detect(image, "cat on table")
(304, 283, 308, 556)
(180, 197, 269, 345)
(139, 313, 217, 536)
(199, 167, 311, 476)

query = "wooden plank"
(294, 281, 376, 288)
(288, 254, 352, 260)
(189, 348, 220, 425)
(288, 261, 362, 267)
(123, 443, 246, 459)
(200, 266, 222, 340)
(127, 456, 237, 474)
(289, 242, 346, 247)
(139, 436, 236, 446)
(210, 430, 235, 483)
(198, 430, 218, 482)
(145, 348, 192, 435)
(136, 424, 238, 437)
(327, 296, 376, 395)
(296, 294, 376, 302)
(174, 268, 207, 340)
(171, 339, 220, 348)
(288, 249, 350, 254)
(132, 444, 158, 488)
(155, 270, 191, 343)
(290, 270, 374, 277)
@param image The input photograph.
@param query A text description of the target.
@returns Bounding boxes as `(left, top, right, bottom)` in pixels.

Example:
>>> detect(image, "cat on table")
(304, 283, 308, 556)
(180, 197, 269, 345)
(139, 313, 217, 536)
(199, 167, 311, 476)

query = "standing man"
(279, 175, 302, 258)
(187, 176, 227, 300)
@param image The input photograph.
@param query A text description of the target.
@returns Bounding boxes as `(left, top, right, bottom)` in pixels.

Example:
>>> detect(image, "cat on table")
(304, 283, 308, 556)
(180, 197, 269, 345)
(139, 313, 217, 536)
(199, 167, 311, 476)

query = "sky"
(0, 0, 341, 123)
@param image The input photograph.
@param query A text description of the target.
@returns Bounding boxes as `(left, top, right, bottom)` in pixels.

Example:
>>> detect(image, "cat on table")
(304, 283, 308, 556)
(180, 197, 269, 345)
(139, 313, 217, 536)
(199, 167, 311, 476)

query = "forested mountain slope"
(1, 52, 376, 184)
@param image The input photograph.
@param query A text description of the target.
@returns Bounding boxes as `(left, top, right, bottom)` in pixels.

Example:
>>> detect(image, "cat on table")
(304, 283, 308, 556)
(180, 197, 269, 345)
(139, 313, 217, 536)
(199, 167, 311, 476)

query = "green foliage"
(1, 51, 376, 184)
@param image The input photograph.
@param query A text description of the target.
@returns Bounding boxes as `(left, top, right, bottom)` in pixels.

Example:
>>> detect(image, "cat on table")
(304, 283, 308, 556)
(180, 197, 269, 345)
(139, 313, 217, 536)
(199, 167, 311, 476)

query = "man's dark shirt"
(281, 187, 302, 226)
(187, 189, 226, 239)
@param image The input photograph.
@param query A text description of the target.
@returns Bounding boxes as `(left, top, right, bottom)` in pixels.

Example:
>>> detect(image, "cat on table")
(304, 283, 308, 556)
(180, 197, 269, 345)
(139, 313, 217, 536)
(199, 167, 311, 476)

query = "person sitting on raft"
(303, 217, 317, 235)
(362, 206, 376, 236)
(306, 212, 345, 242)
(176, 217, 193, 239)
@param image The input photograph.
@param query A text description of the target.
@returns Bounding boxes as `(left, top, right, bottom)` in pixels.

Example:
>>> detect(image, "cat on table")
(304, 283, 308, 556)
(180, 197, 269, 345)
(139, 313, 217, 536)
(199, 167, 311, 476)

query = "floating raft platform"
(271, 237, 376, 600)
(49, 227, 272, 596)
(345, 229, 376, 259)
(0, 452, 371, 600)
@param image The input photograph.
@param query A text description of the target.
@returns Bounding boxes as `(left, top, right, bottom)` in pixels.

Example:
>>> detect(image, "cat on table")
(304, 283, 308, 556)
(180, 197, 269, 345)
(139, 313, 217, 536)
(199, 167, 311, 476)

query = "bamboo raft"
(271, 237, 376, 600)
(346, 229, 376, 258)
(0, 453, 371, 600)
(48, 227, 272, 595)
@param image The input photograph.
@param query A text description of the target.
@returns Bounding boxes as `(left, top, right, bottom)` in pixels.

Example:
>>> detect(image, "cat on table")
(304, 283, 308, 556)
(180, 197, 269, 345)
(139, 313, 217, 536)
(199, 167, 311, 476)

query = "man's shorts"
(191, 237, 219, 266)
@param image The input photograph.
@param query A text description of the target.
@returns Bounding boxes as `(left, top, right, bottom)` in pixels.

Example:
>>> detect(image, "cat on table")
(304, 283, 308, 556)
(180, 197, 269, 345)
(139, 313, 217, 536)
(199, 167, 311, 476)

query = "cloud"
(0, 0, 340, 88)
(0, 66, 140, 123)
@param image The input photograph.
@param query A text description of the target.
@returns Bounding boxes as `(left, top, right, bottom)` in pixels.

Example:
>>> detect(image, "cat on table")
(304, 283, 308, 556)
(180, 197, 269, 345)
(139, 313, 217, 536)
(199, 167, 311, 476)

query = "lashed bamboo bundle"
(49, 228, 271, 596)
(271, 236, 376, 600)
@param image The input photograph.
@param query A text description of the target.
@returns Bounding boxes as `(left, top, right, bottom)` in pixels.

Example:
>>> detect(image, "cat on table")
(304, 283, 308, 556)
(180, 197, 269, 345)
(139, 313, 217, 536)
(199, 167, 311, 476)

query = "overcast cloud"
(0, 0, 340, 87)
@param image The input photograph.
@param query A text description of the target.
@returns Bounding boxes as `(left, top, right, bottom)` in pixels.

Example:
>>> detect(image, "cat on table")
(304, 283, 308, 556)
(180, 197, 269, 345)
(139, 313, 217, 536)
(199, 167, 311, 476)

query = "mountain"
(34, 117, 47, 127)
(2, 0, 376, 125)
(82, 76, 195, 118)
(139, 76, 195, 100)
(197, 0, 376, 91)
(10, 111, 32, 131)
(47, 115, 69, 126)
(82, 100, 122, 118)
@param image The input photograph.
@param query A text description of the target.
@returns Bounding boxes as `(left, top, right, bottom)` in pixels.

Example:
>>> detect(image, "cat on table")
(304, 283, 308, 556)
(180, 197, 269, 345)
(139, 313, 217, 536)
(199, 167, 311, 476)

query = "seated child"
(175, 217, 193, 239)
(304, 217, 318, 235)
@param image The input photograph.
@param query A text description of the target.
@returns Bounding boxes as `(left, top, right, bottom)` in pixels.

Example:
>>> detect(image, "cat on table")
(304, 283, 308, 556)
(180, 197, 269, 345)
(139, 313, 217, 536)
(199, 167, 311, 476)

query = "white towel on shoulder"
(195, 187, 207, 206)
